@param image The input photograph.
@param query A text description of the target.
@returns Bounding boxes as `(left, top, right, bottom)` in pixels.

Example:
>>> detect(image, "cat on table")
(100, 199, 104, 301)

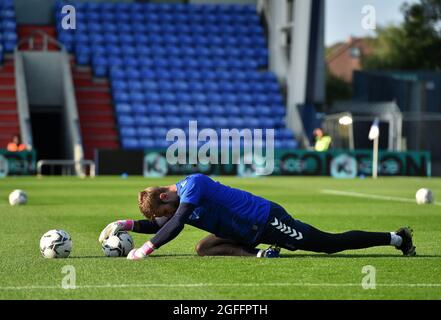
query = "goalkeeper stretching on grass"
(99, 173, 416, 259)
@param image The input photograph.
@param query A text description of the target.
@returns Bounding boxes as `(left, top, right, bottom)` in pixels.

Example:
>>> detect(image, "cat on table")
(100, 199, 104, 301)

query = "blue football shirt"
(176, 174, 271, 245)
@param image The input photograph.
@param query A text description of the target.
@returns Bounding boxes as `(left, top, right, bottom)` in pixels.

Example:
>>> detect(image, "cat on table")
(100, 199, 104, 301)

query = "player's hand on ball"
(98, 221, 123, 243)
(127, 248, 146, 260)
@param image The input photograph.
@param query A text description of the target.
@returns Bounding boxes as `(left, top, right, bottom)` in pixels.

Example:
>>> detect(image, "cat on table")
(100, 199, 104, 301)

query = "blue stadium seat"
(127, 80, 143, 92)
(144, 92, 161, 104)
(137, 128, 153, 138)
(158, 80, 173, 92)
(222, 93, 238, 104)
(241, 106, 256, 117)
(154, 139, 171, 149)
(225, 105, 240, 116)
(153, 127, 169, 139)
(143, 80, 159, 91)
(122, 138, 139, 150)
(258, 106, 273, 117)
(259, 118, 275, 129)
(206, 93, 223, 104)
(118, 115, 135, 126)
(110, 67, 125, 80)
(164, 116, 182, 128)
(247, 117, 260, 128)
(139, 139, 155, 149)
(210, 105, 225, 116)
(135, 116, 150, 126)
(237, 94, 254, 104)
(126, 68, 141, 79)
(115, 103, 132, 114)
(274, 140, 284, 149)
(129, 92, 145, 104)
(214, 117, 229, 129)
(150, 116, 166, 127)
(120, 126, 137, 137)
(228, 117, 245, 129)
(192, 93, 207, 104)
(175, 92, 192, 104)
(113, 91, 130, 104)
(132, 103, 148, 115)
(179, 105, 195, 116)
(160, 92, 177, 104)
(75, 46, 91, 65)
(196, 116, 213, 128)
(279, 128, 294, 140)
(101, 12, 116, 22)
(161, 104, 179, 115)
(282, 140, 298, 149)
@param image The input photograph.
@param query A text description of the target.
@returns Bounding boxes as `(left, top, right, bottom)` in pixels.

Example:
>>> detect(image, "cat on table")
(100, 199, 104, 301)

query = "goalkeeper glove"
(127, 241, 155, 260)
(98, 220, 134, 243)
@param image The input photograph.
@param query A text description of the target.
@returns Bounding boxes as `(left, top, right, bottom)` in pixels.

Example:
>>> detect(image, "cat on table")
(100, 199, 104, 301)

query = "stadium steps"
(72, 66, 119, 159)
(17, 25, 59, 51)
(0, 57, 19, 148)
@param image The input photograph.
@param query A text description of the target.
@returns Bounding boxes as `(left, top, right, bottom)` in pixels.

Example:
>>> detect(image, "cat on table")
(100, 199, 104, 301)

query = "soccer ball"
(415, 188, 434, 205)
(102, 232, 134, 257)
(40, 230, 72, 259)
(9, 189, 27, 206)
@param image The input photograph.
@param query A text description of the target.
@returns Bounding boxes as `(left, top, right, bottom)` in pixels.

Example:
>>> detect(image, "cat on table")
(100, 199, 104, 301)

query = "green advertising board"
(143, 149, 431, 177)
(0, 150, 37, 177)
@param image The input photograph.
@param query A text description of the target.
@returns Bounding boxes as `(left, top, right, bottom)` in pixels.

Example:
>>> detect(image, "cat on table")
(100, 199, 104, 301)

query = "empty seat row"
(109, 68, 276, 81)
(93, 56, 264, 66)
(120, 126, 295, 139)
(121, 138, 298, 150)
(56, 2, 257, 15)
(57, 11, 260, 25)
(111, 80, 279, 94)
(75, 44, 267, 58)
(61, 23, 264, 36)
(60, 33, 266, 48)
(113, 91, 283, 105)
(95, 56, 263, 71)
(55, 1, 256, 17)
(117, 114, 285, 129)
(115, 104, 285, 118)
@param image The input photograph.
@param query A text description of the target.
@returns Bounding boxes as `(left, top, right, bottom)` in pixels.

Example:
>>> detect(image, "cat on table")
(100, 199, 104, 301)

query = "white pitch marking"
(1, 282, 441, 291)
(321, 189, 441, 206)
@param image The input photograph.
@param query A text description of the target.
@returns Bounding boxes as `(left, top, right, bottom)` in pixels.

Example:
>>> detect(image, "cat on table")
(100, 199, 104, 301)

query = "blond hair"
(138, 187, 168, 219)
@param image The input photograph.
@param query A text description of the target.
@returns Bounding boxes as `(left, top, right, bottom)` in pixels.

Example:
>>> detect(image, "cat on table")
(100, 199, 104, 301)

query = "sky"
(325, 0, 418, 46)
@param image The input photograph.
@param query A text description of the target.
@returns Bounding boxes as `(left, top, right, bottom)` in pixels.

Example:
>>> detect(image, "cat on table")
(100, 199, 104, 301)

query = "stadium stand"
(0, 0, 19, 149)
(55, 1, 298, 150)
(73, 66, 119, 159)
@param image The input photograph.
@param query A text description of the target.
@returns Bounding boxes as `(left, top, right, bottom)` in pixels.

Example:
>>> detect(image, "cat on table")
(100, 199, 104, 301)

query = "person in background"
(6, 134, 28, 152)
(313, 128, 332, 152)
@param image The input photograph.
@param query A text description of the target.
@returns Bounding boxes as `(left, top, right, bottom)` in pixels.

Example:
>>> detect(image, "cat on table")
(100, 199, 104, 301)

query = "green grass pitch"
(0, 176, 440, 299)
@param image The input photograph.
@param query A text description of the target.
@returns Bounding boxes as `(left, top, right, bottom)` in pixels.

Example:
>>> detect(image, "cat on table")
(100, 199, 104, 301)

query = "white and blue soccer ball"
(102, 232, 134, 257)
(9, 189, 27, 206)
(416, 188, 434, 205)
(40, 230, 72, 259)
